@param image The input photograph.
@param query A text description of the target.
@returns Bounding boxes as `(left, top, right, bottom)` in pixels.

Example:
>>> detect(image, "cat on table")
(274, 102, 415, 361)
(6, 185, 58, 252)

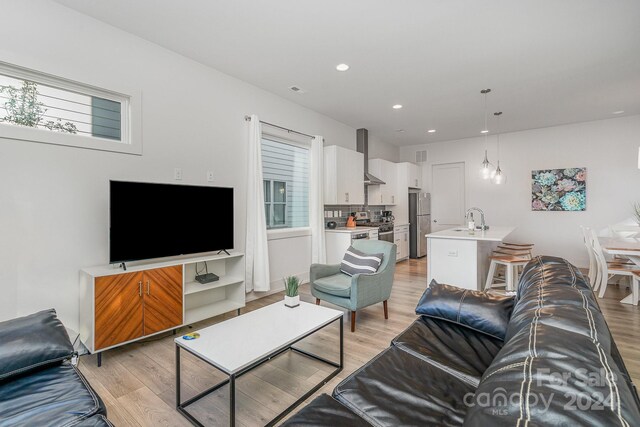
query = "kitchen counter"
(426, 226, 516, 291)
(325, 227, 377, 233)
(394, 222, 410, 227)
(426, 226, 516, 242)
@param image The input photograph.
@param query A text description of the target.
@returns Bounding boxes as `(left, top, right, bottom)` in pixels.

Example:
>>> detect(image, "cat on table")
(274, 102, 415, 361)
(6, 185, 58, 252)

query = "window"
(264, 180, 287, 228)
(0, 62, 140, 154)
(261, 137, 309, 229)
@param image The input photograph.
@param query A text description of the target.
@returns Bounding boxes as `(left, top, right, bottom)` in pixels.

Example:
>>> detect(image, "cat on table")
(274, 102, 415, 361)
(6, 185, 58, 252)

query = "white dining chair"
(631, 272, 640, 306)
(590, 229, 639, 298)
(580, 226, 598, 289)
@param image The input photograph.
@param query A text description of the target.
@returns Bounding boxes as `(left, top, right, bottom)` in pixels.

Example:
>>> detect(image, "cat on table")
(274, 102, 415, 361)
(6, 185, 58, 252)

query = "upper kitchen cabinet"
(397, 162, 422, 189)
(324, 145, 365, 205)
(368, 158, 398, 205)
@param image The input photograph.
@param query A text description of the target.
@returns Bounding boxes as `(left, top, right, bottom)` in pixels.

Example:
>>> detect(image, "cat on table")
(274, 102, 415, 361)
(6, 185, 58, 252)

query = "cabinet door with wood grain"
(95, 271, 144, 350)
(143, 266, 183, 335)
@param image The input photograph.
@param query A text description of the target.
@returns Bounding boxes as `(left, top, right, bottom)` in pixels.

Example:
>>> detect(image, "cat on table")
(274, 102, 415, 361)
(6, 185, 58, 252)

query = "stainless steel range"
(354, 212, 394, 243)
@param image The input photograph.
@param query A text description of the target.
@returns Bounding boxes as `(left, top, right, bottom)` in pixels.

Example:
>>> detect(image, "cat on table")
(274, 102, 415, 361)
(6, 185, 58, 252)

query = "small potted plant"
(283, 275, 300, 308)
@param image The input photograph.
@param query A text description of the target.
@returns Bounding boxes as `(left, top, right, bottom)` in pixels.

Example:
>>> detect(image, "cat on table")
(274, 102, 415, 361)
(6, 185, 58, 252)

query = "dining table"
(599, 236, 640, 305)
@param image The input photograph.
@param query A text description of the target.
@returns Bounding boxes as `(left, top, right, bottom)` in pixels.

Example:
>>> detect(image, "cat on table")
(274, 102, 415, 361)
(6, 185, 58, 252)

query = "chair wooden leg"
(383, 300, 389, 319)
(350, 311, 356, 332)
(315, 298, 320, 305)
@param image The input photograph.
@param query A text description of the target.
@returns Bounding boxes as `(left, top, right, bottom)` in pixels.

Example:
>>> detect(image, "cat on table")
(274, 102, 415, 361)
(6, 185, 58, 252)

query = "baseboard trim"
(246, 271, 310, 302)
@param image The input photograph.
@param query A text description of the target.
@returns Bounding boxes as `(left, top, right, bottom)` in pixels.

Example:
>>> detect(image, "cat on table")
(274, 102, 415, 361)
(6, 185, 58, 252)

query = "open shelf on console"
(184, 276, 244, 295)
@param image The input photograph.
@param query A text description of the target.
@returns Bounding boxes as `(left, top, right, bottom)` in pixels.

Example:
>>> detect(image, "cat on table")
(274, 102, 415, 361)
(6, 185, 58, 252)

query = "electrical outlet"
(174, 168, 182, 180)
(206, 171, 214, 182)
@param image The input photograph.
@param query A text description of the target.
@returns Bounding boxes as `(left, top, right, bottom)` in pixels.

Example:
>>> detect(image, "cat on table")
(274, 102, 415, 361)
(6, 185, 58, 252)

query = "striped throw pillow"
(340, 246, 384, 276)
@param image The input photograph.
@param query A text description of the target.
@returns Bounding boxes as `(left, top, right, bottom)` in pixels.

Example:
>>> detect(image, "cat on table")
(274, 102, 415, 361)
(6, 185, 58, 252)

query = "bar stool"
(488, 243, 534, 286)
(485, 252, 530, 292)
(485, 243, 534, 292)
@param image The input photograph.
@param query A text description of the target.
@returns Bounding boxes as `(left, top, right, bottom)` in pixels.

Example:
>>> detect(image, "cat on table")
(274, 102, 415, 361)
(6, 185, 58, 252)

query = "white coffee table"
(175, 301, 344, 426)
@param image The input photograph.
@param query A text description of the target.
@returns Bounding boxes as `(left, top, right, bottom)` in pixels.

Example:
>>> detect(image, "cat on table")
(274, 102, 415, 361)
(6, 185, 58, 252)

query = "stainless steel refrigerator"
(409, 192, 431, 258)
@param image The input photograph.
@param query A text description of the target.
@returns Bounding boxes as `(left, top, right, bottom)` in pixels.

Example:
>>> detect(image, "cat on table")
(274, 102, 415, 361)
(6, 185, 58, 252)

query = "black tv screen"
(109, 181, 233, 263)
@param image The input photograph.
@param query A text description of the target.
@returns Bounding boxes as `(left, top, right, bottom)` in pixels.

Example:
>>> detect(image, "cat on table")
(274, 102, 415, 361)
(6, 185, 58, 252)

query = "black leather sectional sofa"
(284, 256, 640, 426)
(0, 309, 111, 427)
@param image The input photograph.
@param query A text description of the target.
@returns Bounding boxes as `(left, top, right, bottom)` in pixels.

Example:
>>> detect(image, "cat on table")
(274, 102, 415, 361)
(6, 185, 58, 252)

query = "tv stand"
(217, 249, 231, 256)
(80, 251, 245, 366)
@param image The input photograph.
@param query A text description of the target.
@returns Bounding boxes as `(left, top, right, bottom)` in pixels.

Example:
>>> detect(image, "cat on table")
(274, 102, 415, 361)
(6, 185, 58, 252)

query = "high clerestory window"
(0, 62, 140, 154)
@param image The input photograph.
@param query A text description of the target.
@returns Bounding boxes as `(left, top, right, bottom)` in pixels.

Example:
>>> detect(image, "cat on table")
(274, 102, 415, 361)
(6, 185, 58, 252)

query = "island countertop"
(426, 226, 516, 242)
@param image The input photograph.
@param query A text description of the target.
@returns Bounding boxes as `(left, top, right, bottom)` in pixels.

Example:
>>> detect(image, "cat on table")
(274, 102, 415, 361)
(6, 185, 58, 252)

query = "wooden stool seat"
(490, 255, 530, 263)
(607, 262, 640, 272)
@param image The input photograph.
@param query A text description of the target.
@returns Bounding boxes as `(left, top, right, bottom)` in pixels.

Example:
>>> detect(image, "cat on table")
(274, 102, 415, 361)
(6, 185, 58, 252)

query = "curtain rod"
(244, 115, 315, 139)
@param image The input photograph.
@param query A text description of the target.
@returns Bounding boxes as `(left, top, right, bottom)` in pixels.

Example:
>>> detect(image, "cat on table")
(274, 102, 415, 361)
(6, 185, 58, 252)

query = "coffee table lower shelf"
(176, 316, 343, 427)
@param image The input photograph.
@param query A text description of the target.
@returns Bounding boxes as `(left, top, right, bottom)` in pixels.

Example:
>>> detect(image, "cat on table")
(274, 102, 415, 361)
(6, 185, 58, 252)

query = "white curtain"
(310, 135, 326, 264)
(245, 115, 271, 292)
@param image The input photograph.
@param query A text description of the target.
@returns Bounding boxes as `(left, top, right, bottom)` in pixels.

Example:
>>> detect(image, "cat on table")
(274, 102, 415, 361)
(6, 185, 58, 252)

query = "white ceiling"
(53, 0, 640, 146)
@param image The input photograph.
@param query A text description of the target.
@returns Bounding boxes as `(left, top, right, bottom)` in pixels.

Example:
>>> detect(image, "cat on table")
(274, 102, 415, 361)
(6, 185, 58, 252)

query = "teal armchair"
(310, 240, 396, 332)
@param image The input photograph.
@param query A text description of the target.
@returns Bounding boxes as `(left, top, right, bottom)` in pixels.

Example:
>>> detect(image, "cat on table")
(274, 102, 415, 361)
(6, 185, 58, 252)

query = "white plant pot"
(284, 295, 300, 308)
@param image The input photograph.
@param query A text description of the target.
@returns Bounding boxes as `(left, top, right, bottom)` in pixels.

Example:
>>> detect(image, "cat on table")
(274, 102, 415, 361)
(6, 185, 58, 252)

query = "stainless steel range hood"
(357, 128, 386, 185)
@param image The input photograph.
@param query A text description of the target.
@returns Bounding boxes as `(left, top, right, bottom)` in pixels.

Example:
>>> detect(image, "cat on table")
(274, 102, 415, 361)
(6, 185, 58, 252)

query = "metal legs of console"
(176, 316, 343, 427)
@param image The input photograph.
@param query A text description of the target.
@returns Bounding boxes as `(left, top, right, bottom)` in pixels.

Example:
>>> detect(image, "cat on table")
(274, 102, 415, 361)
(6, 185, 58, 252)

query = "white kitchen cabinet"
(394, 224, 410, 261)
(324, 145, 364, 205)
(397, 162, 422, 189)
(368, 158, 398, 205)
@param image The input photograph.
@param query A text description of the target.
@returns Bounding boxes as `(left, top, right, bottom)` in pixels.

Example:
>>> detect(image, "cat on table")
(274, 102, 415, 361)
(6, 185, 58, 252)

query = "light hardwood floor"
(78, 258, 640, 426)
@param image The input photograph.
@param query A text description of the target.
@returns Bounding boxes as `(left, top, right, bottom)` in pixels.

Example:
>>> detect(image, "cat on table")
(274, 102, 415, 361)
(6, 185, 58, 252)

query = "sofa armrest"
(310, 263, 342, 282)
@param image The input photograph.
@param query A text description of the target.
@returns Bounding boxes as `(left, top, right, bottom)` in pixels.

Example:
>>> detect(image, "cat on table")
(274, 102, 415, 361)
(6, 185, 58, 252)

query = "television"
(109, 181, 233, 263)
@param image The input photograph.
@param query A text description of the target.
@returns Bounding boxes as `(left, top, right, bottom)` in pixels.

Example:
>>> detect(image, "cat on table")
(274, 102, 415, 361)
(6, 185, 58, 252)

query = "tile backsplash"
(324, 205, 388, 227)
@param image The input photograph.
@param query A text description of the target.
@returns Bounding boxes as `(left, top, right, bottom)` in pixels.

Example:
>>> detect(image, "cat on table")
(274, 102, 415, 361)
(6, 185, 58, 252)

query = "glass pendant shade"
(480, 150, 494, 179)
(492, 162, 504, 184)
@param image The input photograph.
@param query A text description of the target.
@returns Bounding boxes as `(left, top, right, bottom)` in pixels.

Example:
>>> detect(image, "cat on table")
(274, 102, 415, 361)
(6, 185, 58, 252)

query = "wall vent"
(415, 150, 427, 163)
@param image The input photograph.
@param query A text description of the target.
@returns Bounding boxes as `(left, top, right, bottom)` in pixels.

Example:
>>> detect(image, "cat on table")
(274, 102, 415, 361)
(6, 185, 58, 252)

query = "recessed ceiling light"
(392, 104, 403, 109)
(480, 130, 489, 134)
(427, 129, 436, 133)
(336, 63, 350, 71)
(612, 110, 625, 115)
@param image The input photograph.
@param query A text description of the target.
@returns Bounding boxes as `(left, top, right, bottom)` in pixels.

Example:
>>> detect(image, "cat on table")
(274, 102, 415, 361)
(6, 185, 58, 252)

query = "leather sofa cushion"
(392, 316, 503, 387)
(313, 273, 352, 297)
(280, 394, 371, 426)
(416, 281, 514, 340)
(0, 363, 105, 427)
(333, 346, 476, 426)
(0, 309, 74, 380)
(464, 256, 640, 426)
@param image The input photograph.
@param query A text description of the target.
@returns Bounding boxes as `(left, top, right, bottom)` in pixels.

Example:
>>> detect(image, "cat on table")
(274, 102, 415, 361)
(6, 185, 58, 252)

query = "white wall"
(400, 115, 640, 267)
(0, 0, 398, 328)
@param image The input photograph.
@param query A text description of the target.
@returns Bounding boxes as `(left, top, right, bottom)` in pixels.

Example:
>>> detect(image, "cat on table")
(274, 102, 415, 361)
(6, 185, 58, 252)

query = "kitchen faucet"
(465, 207, 489, 230)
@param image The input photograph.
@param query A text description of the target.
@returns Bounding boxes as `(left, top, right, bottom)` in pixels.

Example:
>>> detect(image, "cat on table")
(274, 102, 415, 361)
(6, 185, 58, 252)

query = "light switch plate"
(206, 171, 214, 182)
(174, 168, 183, 180)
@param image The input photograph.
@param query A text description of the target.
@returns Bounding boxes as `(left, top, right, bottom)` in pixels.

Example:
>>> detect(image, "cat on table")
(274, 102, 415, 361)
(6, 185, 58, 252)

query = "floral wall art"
(531, 168, 586, 211)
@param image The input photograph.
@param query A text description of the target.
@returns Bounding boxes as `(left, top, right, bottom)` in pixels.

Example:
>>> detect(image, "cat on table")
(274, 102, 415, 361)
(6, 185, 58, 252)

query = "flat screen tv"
(109, 181, 233, 263)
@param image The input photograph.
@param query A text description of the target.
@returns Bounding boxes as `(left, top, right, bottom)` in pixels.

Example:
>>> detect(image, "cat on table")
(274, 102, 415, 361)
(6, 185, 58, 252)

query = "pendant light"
(492, 111, 504, 184)
(479, 89, 494, 179)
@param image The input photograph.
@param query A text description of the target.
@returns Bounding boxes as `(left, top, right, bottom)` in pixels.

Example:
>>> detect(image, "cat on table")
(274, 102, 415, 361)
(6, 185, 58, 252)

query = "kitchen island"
(426, 226, 516, 290)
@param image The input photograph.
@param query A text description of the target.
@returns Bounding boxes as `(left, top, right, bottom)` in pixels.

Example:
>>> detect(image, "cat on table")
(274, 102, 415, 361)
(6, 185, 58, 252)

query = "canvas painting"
(531, 167, 586, 211)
